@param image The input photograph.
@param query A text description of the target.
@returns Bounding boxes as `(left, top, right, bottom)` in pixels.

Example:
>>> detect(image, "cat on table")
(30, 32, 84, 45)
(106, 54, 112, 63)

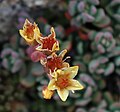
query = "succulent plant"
(0, 0, 20, 34)
(1, 48, 24, 73)
(0, 0, 120, 112)
(89, 31, 116, 54)
(68, 0, 111, 27)
(89, 56, 114, 76)
(106, 0, 120, 23)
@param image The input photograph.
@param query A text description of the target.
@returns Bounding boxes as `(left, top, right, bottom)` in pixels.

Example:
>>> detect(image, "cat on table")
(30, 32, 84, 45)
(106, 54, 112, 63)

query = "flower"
(48, 66, 84, 101)
(44, 49, 70, 73)
(42, 86, 54, 99)
(36, 27, 59, 55)
(19, 19, 41, 46)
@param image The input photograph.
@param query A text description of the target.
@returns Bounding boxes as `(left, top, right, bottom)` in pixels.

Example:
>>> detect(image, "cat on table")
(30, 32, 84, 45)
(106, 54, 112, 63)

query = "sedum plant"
(0, 0, 120, 112)
(19, 19, 84, 101)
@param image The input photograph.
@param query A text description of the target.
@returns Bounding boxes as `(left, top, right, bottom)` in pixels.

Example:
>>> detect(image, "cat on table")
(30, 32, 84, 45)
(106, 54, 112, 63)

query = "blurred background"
(0, 0, 120, 112)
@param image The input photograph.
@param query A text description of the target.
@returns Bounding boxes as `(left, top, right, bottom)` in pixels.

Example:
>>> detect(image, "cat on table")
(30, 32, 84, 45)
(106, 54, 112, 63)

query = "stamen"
(63, 56, 71, 62)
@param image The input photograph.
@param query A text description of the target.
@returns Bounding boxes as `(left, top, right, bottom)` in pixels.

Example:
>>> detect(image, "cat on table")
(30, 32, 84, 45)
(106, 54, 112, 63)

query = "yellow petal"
(35, 35, 41, 44)
(57, 89, 69, 101)
(50, 52, 57, 58)
(19, 30, 25, 38)
(34, 26, 42, 44)
(62, 62, 70, 68)
(36, 45, 42, 51)
(48, 27, 56, 39)
(52, 41, 60, 52)
(48, 79, 56, 90)
(64, 66, 79, 78)
(23, 19, 30, 29)
(34, 24, 40, 34)
(19, 29, 35, 45)
(59, 49, 67, 59)
(67, 79, 84, 90)
(24, 19, 30, 25)
(52, 70, 60, 79)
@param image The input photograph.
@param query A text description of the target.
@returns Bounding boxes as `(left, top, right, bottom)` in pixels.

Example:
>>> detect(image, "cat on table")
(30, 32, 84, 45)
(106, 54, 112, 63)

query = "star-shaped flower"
(44, 49, 69, 73)
(36, 27, 59, 55)
(48, 66, 84, 101)
(19, 19, 41, 46)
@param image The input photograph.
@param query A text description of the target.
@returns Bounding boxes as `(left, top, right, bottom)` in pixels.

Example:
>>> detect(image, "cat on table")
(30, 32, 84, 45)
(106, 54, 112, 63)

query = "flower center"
(56, 75, 69, 89)
(46, 57, 63, 72)
(25, 24, 35, 37)
(41, 37, 56, 50)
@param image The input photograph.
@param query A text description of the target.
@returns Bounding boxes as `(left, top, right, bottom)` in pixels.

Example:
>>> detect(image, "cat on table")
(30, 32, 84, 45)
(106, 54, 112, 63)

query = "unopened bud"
(42, 86, 54, 99)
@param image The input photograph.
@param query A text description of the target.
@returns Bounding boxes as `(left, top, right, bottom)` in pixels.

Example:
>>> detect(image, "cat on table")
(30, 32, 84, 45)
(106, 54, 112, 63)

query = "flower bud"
(42, 86, 54, 99)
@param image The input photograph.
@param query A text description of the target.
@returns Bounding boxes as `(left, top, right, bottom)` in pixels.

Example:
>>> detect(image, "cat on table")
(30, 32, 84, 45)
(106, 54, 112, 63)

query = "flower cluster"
(19, 19, 84, 101)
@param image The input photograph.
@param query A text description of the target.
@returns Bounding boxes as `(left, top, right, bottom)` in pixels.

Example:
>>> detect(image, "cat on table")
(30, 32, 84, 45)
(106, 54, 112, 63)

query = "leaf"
(20, 74, 36, 88)
(104, 63, 114, 76)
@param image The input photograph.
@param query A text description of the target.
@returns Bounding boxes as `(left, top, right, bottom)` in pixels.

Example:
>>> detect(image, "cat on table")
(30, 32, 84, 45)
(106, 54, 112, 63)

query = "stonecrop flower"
(19, 19, 41, 46)
(44, 49, 69, 73)
(48, 66, 84, 101)
(36, 27, 59, 55)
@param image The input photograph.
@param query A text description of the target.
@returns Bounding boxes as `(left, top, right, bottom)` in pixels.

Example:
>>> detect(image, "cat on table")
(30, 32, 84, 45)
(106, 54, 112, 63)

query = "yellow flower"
(36, 27, 59, 55)
(48, 66, 84, 101)
(44, 49, 70, 73)
(19, 19, 41, 46)
(42, 86, 54, 99)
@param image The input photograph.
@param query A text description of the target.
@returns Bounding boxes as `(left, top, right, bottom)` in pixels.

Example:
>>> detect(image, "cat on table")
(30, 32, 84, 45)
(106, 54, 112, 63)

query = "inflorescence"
(19, 19, 84, 101)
